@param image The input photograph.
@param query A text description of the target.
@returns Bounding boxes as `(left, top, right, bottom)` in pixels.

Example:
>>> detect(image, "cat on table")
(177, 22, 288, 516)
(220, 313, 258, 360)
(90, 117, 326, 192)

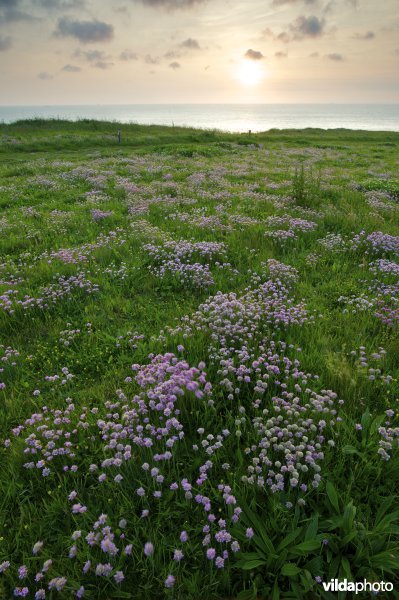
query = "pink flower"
(165, 575, 175, 588)
(144, 542, 154, 556)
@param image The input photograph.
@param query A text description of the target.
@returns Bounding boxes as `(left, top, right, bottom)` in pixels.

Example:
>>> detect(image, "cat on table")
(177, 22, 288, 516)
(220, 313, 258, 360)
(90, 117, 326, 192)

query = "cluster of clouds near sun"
(0, 0, 398, 104)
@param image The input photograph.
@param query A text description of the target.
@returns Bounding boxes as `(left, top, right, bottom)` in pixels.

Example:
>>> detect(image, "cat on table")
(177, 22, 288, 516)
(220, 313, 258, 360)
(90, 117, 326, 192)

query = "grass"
(0, 119, 399, 599)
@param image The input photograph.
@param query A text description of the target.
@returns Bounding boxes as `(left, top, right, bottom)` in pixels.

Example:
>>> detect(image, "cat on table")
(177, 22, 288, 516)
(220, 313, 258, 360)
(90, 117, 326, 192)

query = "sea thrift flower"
(13, 589, 29, 597)
(18, 566, 28, 579)
(95, 563, 113, 576)
(82, 561, 91, 574)
(144, 542, 154, 556)
(42, 560, 52, 573)
(48, 577, 67, 591)
(0, 561, 11, 573)
(246, 528, 254, 539)
(173, 549, 184, 562)
(114, 571, 125, 584)
(165, 575, 175, 588)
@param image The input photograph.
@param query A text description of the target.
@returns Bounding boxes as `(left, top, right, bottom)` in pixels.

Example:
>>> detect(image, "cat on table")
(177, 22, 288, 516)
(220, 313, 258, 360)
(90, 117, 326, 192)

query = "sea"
(0, 104, 398, 133)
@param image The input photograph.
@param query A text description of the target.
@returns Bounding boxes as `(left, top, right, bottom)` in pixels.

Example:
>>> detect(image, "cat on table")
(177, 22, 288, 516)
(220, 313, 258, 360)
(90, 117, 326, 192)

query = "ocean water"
(0, 104, 398, 132)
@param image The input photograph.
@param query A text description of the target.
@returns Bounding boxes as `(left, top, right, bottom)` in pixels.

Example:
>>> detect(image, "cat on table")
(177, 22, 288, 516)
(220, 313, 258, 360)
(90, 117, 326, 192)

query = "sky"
(0, 0, 398, 105)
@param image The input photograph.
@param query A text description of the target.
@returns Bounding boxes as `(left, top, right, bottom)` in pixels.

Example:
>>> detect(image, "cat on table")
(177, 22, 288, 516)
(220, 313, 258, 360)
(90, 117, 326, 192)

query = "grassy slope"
(0, 120, 399, 599)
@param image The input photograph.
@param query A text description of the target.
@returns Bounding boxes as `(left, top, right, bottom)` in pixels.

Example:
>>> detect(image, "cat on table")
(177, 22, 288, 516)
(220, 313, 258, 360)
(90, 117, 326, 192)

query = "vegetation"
(0, 120, 399, 599)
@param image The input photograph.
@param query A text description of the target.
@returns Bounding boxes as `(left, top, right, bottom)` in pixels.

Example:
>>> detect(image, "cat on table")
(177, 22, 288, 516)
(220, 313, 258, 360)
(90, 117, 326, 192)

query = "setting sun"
(237, 59, 266, 86)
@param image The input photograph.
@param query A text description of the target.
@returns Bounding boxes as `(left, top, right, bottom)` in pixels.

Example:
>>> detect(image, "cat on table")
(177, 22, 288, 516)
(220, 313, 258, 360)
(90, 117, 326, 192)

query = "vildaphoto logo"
(322, 579, 394, 594)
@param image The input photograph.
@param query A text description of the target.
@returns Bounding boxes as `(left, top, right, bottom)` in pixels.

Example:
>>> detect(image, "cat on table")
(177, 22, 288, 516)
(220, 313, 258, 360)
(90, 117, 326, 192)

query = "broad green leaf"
(320, 516, 343, 531)
(360, 409, 372, 429)
(375, 496, 395, 526)
(289, 540, 321, 556)
(242, 505, 276, 557)
(370, 550, 399, 574)
(342, 445, 361, 457)
(237, 586, 257, 600)
(341, 556, 352, 579)
(238, 559, 268, 570)
(328, 556, 341, 579)
(341, 531, 358, 545)
(374, 510, 399, 532)
(326, 481, 340, 513)
(281, 563, 302, 577)
(277, 527, 302, 552)
(271, 579, 280, 600)
(238, 552, 267, 562)
(305, 515, 319, 541)
(305, 556, 323, 575)
(342, 502, 356, 534)
(370, 414, 386, 436)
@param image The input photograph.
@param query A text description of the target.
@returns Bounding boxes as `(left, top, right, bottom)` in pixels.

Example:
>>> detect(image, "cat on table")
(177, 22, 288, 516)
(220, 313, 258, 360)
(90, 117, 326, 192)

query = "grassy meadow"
(0, 119, 399, 599)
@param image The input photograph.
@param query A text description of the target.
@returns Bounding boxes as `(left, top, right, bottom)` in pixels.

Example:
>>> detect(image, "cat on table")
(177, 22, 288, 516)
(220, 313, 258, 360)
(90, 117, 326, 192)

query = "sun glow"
(237, 59, 266, 86)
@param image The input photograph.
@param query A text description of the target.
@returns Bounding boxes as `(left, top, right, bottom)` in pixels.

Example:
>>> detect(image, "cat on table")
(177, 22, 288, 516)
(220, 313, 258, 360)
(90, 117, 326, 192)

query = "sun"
(237, 59, 266, 86)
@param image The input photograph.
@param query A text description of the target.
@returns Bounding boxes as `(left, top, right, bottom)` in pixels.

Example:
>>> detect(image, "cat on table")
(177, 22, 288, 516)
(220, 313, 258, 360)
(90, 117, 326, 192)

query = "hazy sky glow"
(0, 0, 398, 104)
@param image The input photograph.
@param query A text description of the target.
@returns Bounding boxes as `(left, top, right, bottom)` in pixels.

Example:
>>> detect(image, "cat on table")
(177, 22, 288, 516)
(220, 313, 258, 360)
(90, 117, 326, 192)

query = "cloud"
(244, 48, 264, 60)
(119, 49, 138, 60)
(55, 17, 114, 44)
(72, 48, 114, 68)
(73, 48, 109, 61)
(62, 63, 81, 71)
(322, 0, 335, 13)
(93, 60, 114, 69)
(353, 30, 375, 40)
(0, 3, 36, 23)
(325, 52, 344, 60)
(0, 34, 11, 51)
(144, 53, 160, 64)
(272, 0, 317, 5)
(286, 16, 325, 41)
(276, 32, 290, 42)
(274, 51, 287, 58)
(37, 71, 53, 79)
(32, 0, 85, 9)
(133, 0, 206, 10)
(289, 15, 325, 39)
(169, 61, 181, 69)
(262, 27, 274, 37)
(164, 49, 182, 59)
(180, 37, 200, 49)
(262, 16, 325, 43)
